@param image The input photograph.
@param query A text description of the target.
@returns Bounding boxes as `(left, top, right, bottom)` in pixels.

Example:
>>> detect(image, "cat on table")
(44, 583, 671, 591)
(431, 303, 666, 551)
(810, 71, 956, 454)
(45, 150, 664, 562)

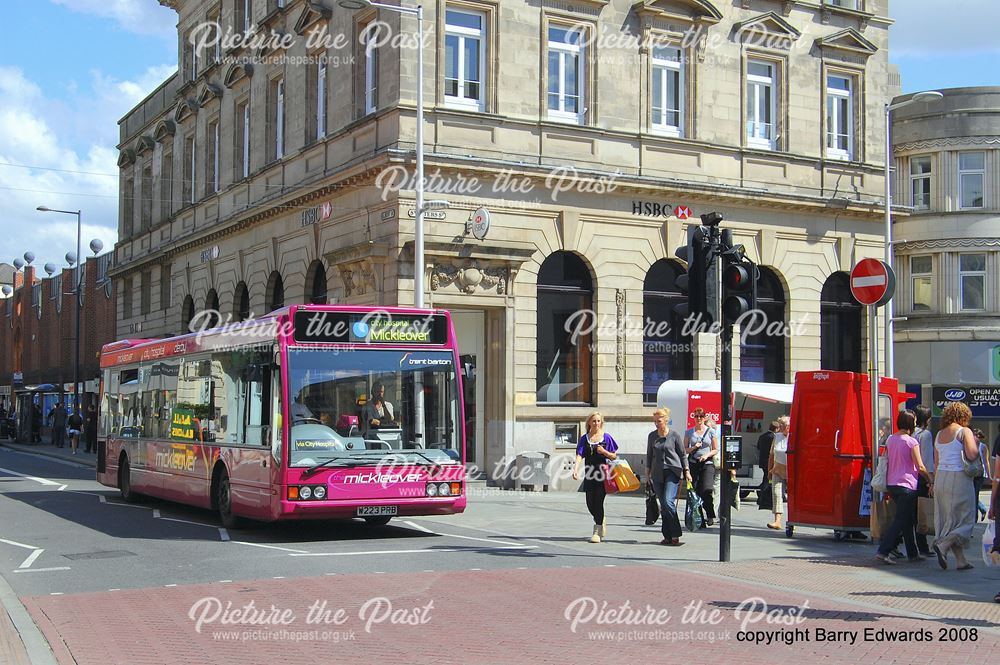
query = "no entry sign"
(850, 258, 895, 307)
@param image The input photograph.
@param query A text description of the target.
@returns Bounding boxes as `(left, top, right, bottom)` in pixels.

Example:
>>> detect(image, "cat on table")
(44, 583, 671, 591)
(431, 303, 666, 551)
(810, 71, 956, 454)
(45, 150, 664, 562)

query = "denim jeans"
(655, 470, 683, 540)
(878, 485, 918, 558)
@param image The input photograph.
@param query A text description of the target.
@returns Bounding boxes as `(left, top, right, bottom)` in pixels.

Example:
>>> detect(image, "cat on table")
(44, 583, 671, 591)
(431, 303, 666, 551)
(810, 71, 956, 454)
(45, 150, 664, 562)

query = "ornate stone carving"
(431, 262, 508, 295)
(338, 260, 377, 297)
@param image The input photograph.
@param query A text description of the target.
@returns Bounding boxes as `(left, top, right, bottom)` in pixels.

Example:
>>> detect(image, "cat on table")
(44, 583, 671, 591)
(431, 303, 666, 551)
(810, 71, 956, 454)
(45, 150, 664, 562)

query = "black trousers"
(914, 475, 931, 554)
(584, 480, 607, 526)
(690, 459, 716, 520)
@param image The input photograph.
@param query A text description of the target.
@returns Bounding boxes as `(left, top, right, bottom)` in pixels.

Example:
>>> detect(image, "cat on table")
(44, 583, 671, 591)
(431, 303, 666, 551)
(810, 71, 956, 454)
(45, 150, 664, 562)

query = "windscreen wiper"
(302, 458, 370, 478)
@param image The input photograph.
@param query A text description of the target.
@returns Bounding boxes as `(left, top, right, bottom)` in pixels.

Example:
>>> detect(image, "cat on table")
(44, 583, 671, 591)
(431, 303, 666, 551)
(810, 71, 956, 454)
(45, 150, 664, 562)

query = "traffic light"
(673, 225, 716, 325)
(720, 230, 757, 326)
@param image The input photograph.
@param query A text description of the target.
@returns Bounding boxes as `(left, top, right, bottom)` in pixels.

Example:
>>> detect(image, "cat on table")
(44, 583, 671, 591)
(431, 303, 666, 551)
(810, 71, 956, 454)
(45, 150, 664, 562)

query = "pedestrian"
(66, 409, 83, 455)
(931, 402, 979, 570)
(645, 408, 692, 546)
(874, 410, 932, 565)
(572, 412, 619, 543)
(684, 408, 718, 527)
(912, 405, 934, 557)
(48, 401, 67, 448)
(767, 416, 790, 530)
(972, 428, 991, 521)
(755, 421, 779, 510)
(31, 403, 42, 443)
(84, 402, 98, 454)
(989, 439, 1000, 601)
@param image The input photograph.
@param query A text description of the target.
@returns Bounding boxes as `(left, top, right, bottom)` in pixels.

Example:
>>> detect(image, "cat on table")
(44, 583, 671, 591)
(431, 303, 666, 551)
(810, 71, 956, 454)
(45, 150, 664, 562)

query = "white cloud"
(890, 0, 1000, 57)
(49, 0, 176, 38)
(0, 64, 173, 273)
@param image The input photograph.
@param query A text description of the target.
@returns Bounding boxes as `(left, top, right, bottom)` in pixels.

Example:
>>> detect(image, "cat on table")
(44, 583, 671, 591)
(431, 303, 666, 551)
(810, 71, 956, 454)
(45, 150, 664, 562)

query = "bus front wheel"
(216, 472, 243, 530)
(119, 456, 140, 503)
(365, 516, 392, 526)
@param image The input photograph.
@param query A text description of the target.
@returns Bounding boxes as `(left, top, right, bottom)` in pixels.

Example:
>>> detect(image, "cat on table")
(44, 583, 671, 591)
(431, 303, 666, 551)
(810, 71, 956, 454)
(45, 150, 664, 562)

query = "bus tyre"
(216, 472, 243, 530)
(119, 456, 139, 503)
(365, 516, 392, 526)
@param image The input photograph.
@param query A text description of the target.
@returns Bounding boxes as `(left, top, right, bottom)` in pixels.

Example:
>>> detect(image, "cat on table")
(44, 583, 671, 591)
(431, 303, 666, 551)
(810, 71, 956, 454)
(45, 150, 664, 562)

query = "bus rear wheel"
(119, 456, 140, 503)
(216, 472, 243, 530)
(364, 516, 392, 526)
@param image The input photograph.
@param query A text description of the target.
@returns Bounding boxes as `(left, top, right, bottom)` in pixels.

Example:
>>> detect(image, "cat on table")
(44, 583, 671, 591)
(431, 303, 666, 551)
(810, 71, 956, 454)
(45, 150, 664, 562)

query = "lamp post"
(338, 0, 448, 308)
(884, 91, 942, 378)
(36, 207, 82, 415)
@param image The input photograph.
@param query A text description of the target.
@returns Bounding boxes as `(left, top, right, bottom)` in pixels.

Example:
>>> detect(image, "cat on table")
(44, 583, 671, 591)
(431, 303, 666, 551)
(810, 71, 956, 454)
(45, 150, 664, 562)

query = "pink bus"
(96, 306, 467, 528)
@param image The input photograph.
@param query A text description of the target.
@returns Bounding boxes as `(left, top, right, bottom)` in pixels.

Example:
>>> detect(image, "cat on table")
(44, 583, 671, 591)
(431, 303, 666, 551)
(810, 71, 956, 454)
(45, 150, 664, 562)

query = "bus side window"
(244, 363, 271, 446)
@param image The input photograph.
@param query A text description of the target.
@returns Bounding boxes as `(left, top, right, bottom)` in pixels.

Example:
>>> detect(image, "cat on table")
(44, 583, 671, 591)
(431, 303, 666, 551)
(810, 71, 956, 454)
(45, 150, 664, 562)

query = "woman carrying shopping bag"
(572, 412, 619, 543)
(932, 402, 980, 570)
(874, 409, 932, 564)
(685, 408, 718, 527)
(646, 408, 692, 546)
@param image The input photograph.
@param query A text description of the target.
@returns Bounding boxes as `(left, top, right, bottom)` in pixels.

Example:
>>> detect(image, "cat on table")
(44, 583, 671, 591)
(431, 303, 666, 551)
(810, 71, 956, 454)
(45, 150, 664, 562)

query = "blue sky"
(0, 0, 997, 273)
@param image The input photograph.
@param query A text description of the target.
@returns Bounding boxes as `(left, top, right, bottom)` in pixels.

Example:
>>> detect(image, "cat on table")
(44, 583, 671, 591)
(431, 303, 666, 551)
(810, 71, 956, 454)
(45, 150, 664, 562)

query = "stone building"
(892, 86, 1000, 443)
(115, 0, 896, 476)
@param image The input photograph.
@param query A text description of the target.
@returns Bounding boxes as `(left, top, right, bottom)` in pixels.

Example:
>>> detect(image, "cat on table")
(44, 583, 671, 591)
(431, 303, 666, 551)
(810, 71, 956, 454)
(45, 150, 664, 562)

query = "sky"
(0, 0, 997, 276)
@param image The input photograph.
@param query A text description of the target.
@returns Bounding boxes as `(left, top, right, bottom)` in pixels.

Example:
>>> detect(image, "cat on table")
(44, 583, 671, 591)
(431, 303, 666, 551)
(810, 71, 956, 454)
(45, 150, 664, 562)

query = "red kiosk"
(785, 371, 913, 539)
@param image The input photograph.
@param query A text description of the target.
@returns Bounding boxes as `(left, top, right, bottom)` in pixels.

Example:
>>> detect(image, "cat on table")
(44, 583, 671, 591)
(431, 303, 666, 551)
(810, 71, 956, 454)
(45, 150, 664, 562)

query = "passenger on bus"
(363, 383, 397, 430)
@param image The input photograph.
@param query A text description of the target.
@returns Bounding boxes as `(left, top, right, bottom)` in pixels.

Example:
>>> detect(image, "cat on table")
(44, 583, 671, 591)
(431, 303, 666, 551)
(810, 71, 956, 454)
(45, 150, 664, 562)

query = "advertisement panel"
(932, 385, 1000, 418)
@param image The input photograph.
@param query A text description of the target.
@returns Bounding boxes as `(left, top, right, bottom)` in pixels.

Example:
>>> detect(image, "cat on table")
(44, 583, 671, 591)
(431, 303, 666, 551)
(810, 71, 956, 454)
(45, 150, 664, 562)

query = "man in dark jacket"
(755, 421, 779, 509)
(48, 402, 67, 448)
(84, 403, 98, 454)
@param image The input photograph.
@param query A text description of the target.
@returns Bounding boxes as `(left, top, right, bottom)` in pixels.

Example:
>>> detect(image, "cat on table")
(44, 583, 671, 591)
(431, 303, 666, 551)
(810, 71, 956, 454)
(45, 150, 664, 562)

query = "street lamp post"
(36, 207, 82, 416)
(883, 91, 943, 379)
(338, 0, 448, 308)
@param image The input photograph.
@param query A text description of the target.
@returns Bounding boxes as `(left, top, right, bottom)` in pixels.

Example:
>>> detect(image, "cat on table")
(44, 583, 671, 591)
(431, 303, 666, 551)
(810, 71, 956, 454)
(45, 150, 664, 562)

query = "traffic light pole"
(719, 315, 733, 562)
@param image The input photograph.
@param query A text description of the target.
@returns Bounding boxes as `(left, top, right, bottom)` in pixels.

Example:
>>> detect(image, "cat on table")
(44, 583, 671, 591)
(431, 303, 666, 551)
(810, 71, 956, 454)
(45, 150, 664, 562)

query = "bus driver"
(363, 382, 397, 431)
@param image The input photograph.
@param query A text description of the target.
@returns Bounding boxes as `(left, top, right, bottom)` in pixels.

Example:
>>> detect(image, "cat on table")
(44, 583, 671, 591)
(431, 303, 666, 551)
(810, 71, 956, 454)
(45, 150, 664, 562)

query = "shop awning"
(732, 381, 795, 404)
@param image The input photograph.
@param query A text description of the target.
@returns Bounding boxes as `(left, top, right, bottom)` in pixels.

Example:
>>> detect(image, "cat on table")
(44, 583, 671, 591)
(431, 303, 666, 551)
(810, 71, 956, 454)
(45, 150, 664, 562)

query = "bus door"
(229, 359, 274, 516)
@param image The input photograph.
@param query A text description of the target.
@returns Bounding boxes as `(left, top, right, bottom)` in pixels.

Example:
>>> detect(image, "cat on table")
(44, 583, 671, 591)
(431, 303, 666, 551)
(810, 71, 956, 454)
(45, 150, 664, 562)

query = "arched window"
(204, 289, 220, 329)
(181, 295, 195, 334)
(266, 271, 284, 311)
(536, 251, 592, 404)
(234, 282, 250, 322)
(643, 259, 693, 403)
(821, 272, 861, 372)
(306, 260, 327, 304)
(740, 267, 785, 383)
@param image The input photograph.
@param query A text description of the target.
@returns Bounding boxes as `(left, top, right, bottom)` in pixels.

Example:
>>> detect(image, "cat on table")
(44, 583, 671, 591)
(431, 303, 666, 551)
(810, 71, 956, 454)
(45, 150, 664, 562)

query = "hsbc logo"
(944, 389, 966, 401)
(631, 201, 693, 219)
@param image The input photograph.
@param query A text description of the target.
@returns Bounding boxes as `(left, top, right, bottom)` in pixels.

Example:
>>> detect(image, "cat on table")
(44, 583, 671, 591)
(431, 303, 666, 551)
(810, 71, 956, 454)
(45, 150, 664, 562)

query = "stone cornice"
(894, 136, 1000, 153)
(632, 0, 722, 24)
(897, 238, 1000, 251)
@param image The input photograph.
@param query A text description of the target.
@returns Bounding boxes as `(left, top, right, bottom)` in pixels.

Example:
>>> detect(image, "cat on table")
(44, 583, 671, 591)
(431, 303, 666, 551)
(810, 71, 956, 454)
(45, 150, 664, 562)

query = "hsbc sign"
(301, 201, 334, 227)
(631, 201, 694, 219)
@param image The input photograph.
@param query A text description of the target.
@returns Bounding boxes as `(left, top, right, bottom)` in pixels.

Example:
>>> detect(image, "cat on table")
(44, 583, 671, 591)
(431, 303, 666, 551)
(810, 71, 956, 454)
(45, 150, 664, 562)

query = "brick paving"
(19, 564, 998, 665)
(0, 604, 30, 665)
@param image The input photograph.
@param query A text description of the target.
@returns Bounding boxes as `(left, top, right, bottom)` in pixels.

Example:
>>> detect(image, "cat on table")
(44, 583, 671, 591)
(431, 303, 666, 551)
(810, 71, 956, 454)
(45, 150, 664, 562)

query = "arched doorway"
(821, 272, 862, 371)
(266, 271, 284, 311)
(740, 267, 786, 383)
(181, 295, 195, 334)
(306, 260, 328, 304)
(204, 289, 220, 328)
(536, 251, 593, 404)
(234, 282, 250, 322)
(643, 259, 693, 402)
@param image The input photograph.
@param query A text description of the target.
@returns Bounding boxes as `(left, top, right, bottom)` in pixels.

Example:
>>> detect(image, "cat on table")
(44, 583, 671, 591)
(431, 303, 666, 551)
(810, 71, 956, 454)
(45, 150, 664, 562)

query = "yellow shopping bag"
(612, 460, 641, 493)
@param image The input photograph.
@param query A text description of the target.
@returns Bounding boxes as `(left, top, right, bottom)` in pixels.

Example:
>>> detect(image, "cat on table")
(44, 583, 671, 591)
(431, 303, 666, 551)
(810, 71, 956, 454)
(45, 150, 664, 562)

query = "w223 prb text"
(737, 626, 978, 647)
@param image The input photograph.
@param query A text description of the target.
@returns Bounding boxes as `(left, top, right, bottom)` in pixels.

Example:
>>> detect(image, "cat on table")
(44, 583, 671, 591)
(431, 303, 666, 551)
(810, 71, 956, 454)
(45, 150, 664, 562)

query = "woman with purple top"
(875, 409, 932, 565)
(572, 412, 619, 543)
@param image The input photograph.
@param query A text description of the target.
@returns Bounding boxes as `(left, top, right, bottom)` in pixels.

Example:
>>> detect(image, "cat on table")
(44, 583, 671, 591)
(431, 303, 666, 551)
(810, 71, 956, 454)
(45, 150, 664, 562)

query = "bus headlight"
(426, 483, 438, 497)
(313, 485, 327, 500)
(299, 486, 313, 500)
(438, 482, 451, 496)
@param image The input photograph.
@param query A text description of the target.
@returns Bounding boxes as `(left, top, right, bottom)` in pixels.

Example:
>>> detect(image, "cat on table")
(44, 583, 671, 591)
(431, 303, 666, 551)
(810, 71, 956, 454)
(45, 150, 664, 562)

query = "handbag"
(645, 483, 659, 525)
(610, 460, 641, 492)
(870, 453, 888, 493)
(962, 453, 984, 479)
(602, 465, 619, 494)
(916, 496, 935, 536)
(770, 462, 787, 482)
(870, 496, 896, 541)
(684, 480, 704, 532)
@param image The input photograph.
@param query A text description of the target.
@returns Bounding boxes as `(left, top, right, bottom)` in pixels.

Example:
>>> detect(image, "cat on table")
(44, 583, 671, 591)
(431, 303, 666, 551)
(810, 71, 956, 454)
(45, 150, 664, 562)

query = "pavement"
(1, 437, 998, 663)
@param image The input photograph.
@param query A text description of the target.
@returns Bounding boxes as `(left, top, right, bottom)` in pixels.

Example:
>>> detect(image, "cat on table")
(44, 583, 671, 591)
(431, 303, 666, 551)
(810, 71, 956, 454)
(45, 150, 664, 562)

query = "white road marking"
(19, 549, 44, 569)
(99, 495, 107, 504)
(469, 568, 482, 571)
(13, 567, 71, 574)
(290, 545, 537, 558)
(56, 485, 67, 492)
(153, 509, 161, 519)
(431, 531, 525, 548)
(165, 584, 178, 587)
(0, 467, 62, 486)
(402, 520, 434, 534)
(218, 580, 232, 583)
(273, 576, 285, 579)
(229, 541, 309, 554)
(218, 528, 230, 542)
(157, 517, 217, 529)
(0, 538, 36, 550)
(49, 592, 63, 596)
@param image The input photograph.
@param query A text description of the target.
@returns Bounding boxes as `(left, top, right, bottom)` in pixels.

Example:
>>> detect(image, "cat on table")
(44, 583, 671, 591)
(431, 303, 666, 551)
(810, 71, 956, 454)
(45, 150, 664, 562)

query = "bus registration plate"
(357, 506, 397, 517)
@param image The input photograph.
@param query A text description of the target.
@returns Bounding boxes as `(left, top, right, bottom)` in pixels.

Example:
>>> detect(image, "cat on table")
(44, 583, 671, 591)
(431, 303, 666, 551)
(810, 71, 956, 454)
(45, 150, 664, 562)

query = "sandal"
(767, 523, 781, 530)
(932, 544, 948, 570)
(957, 563, 974, 571)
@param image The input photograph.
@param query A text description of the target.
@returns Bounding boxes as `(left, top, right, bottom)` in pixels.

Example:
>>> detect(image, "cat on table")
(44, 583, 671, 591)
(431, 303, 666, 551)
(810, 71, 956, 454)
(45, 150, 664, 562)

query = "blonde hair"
(652, 408, 670, 419)
(939, 402, 972, 428)
(585, 412, 604, 431)
(777, 415, 790, 428)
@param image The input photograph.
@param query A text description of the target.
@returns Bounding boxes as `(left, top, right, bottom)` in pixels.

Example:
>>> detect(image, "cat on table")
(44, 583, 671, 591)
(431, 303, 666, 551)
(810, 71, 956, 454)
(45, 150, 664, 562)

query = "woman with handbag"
(572, 412, 619, 543)
(767, 416, 790, 530)
(931, 402, 981, 570)
(874, 409, 931, 564)
(684, 408, 718, 527)
(646, 408, 692, 546)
